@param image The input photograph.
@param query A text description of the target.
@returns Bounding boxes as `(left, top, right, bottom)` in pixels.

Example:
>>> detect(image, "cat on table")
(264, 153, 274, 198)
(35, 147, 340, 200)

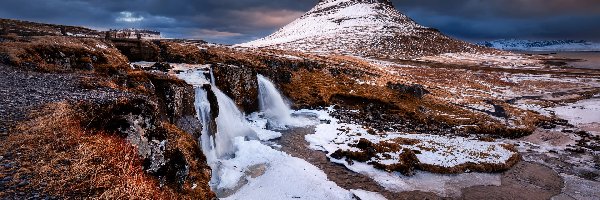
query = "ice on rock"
(220, 138, 353, 200)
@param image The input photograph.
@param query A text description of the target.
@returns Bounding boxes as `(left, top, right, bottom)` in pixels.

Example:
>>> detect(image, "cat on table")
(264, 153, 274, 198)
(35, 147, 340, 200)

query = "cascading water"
(257, 74, 294, 129)
(179, 66, 258, 187)
(213, 87, 257, 158)
(210, 67, 216, 85)
(192, 85, 220, 184)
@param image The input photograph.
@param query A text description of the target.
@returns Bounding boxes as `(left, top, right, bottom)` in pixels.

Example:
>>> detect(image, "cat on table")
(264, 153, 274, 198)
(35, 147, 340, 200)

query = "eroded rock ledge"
(0, 32, 215, 199)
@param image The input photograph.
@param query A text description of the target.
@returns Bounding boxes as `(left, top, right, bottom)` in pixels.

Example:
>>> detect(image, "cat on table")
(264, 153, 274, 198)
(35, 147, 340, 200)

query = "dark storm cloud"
(0, 0, 599, 44)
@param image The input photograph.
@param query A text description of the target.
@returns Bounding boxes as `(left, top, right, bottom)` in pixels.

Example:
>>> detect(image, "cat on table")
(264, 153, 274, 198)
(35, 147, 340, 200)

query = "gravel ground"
(0, 64, 128, 199)
(0, 64, 125, 134)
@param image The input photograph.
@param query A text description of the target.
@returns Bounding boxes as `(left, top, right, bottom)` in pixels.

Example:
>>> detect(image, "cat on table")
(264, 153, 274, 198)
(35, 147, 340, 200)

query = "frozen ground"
(218, 138, 353, 200)
(550, 98, 600, 126)
(303, 107, 517, 168)
(300, 107, 511, 197)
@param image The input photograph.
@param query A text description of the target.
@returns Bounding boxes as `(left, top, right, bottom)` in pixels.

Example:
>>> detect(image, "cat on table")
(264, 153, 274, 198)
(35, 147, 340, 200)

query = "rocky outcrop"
(149, 74, 203, 139)
(112, 39, 209, 64)
(80, 96, 214, 199)
(111, 39, 160, 62)
(386, 83, 430, 99)
(212, 64, 259, 113)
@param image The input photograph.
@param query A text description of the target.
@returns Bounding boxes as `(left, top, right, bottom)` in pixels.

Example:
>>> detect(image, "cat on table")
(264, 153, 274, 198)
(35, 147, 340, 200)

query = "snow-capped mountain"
(479, 39, 600, 52)
(238, 0, 483, 59)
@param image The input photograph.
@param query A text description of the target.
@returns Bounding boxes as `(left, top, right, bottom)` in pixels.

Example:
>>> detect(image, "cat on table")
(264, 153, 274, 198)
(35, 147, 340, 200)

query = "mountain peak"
(238, 0, 483, 59)
(316, 0, 394, 8)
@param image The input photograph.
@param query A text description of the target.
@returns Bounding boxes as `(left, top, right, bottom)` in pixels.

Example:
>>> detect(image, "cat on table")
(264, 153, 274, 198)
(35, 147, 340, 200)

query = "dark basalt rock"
(149, 74, 202, 139)
(150, 62, 173, 72)
(212, 64, 259, 113)
(386, 82, 430, 98)
(112, 39, 161, 62)
(200, 84, 219, 137)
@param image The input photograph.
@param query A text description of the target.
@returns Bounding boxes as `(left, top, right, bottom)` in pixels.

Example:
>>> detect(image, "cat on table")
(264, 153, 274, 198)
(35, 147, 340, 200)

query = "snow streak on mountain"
(239, 0, 484, 59)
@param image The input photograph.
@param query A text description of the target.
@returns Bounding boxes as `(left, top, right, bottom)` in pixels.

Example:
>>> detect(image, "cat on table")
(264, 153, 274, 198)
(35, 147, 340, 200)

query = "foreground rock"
(0, 33, 215, 199)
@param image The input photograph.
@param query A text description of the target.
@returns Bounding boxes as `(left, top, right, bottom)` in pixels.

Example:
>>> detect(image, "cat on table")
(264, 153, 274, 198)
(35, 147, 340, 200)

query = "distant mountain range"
(478, 39, 600, 52)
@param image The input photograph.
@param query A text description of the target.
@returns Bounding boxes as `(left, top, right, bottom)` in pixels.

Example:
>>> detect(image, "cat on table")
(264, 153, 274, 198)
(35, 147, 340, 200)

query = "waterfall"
(210, 67, 216, 85)
(179, 66, 257, 158)
(213, 87, 257, 158)
(257, 74, 294, 129)
(194, 87, 216, 160)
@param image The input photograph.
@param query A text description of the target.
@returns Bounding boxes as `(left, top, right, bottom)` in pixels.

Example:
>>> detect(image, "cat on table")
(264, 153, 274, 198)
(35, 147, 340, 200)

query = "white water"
(210, 67, 216, 85)
(213, 87, 257, 158)
(179, 67, 258, 185)
(180, 67, 352, 199)
(257, 75, 294, 129)
(193, 86, 220, 184)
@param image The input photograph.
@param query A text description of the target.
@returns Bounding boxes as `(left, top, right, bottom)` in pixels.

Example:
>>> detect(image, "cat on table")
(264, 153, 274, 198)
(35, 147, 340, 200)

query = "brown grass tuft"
(0, 102, 190, 199)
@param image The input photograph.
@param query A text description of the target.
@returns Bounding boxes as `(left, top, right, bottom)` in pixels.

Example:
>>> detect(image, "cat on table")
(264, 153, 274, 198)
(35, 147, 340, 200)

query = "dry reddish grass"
(0, 102, 188, 199)
(0, 36, 130, 74)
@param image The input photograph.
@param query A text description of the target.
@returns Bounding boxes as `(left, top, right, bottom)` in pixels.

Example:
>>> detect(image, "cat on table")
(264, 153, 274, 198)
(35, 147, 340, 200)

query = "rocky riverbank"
(0, 29, 215, 198)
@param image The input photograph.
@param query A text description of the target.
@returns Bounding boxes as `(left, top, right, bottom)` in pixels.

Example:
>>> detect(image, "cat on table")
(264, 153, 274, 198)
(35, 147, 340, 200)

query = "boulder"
(212, 64, 259, 113)
(386, 82, 430, 98)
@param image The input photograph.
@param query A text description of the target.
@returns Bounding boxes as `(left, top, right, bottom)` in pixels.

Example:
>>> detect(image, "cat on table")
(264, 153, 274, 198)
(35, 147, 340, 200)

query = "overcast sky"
(1, 0, 599, 44)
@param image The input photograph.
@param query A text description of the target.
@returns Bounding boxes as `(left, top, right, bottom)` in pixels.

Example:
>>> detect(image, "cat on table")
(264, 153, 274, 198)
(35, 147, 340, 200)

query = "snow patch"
(350, 189, 387, 200)
(549, 98, 600, 125)
(221, 138, 353, 200)
(302, 107, 511, 197)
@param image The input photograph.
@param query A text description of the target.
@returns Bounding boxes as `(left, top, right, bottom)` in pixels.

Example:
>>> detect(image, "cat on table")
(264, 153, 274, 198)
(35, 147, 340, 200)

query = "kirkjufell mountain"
(239, 0, 484, 58)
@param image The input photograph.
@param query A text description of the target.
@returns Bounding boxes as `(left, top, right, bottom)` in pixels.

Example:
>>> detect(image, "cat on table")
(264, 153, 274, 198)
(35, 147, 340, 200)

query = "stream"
(174, 64, 600, 200)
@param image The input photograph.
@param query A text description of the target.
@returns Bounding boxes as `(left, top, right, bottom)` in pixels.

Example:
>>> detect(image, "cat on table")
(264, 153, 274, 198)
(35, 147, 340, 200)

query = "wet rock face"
(149, 74, 202, 139)
(201, 84, 219, 136)
(212, 64, 259, 113)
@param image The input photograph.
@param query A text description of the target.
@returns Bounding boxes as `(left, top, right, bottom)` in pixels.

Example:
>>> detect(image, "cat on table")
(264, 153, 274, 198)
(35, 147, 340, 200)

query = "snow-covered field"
(299, 107, 514, 197)
(549, 98, 600, 125)
(304, 108, 516, 168)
